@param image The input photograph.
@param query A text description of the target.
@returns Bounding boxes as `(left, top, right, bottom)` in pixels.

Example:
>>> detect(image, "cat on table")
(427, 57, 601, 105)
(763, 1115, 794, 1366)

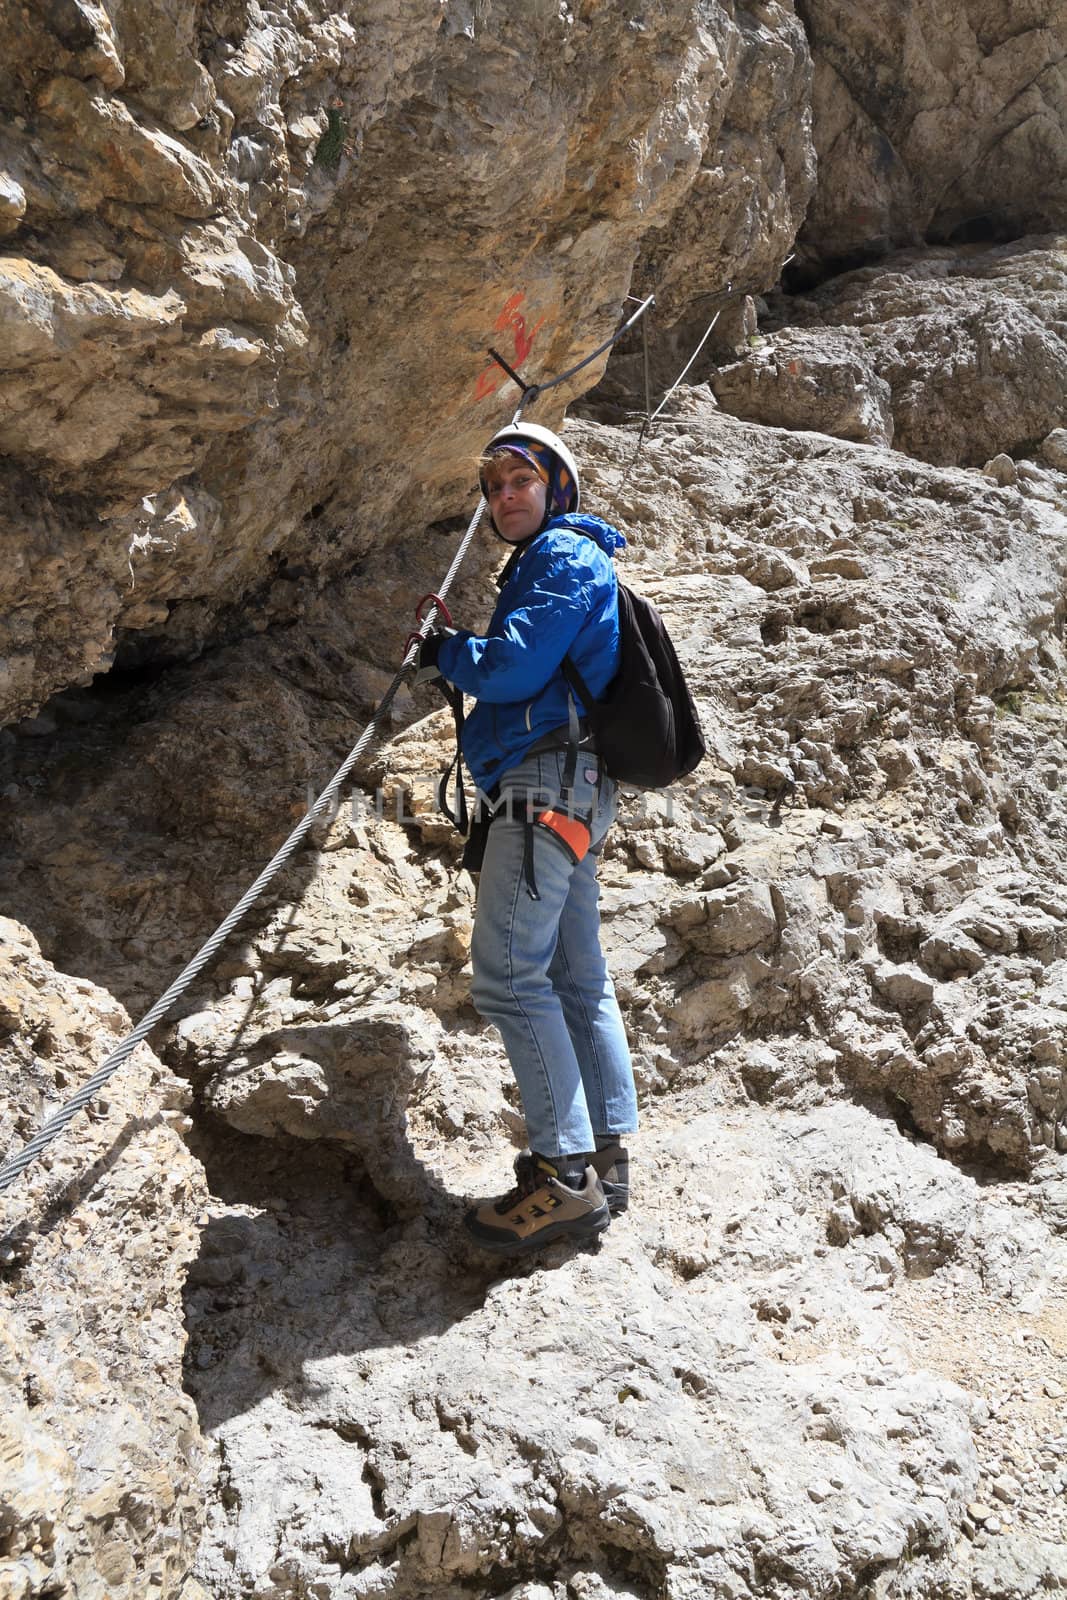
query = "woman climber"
(417, 423, 638, 1255)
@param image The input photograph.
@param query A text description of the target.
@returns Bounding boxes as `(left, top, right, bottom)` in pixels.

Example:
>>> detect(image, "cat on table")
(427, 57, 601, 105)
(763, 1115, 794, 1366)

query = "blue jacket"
(437, 512, 625, 793)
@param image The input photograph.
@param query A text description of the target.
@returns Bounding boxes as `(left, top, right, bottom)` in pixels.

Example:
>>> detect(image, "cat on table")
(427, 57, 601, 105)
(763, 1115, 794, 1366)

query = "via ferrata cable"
(0, 296, 659, 1201)
(0, 494, 486, 1198)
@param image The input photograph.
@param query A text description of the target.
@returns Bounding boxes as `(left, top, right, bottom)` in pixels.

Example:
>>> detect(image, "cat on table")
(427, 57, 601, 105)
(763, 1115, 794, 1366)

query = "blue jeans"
(470, 747, 639, 1159)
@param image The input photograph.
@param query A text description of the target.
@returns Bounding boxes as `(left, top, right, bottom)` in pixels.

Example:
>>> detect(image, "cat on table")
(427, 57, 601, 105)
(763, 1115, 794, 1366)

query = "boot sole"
(464, 1207, 611, 1255)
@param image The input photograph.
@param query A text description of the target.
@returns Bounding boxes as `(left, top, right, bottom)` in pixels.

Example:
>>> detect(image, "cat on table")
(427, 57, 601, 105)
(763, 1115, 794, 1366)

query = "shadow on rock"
(181, 1109, 556, 1437)
(0, 630, 375, 1018)
(197, 1009, 440, 1218)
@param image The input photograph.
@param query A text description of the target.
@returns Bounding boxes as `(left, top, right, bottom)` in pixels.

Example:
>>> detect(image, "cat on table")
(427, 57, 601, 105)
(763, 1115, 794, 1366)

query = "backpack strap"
(561, 653, 594, 714)
(560, 684, 584, 799)
(562, 653, 602, 806)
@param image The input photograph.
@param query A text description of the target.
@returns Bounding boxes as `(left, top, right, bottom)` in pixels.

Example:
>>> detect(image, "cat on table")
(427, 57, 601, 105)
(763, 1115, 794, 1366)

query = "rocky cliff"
(0, 0, 817, 725)
(794, 0, 1067, 276)
(2, 3, 1067, 1600)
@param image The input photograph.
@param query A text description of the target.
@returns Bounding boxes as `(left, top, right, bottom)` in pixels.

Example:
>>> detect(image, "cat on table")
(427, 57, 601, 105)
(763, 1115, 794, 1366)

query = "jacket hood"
(544, 512, 627, 557)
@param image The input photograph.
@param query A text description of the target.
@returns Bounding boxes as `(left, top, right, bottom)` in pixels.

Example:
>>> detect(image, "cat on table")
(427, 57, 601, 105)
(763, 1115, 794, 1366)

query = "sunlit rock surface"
(796, 0, 1067, 273)
(713, 238, 1067, 467)
(0, 0, 815, 723)
(2, 5, 1067, 1599)
(4, 388, 1066, 1596)
(0, 920, 207, 1600)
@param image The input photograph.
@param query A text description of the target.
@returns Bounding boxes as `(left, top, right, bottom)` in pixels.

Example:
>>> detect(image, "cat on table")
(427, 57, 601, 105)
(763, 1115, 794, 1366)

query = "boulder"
(712, 327, 894, 445)
(746, 239, 1067, 467)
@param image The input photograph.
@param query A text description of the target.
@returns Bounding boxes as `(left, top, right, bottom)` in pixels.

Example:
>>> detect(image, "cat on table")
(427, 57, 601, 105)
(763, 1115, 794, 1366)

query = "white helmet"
(482, 422, 581, 515)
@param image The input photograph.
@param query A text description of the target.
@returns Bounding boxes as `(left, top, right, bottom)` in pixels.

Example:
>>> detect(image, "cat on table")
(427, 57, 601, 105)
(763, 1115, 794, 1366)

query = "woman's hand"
(413, 625, 457, 685)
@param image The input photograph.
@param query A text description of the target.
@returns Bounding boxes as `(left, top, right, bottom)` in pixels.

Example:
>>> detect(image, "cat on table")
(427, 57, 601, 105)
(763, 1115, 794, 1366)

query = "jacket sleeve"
(436, 539, 600, 704)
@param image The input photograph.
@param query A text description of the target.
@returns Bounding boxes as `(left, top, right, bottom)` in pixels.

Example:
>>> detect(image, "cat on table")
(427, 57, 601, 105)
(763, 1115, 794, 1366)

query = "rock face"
(8, 388, 1066, 1171)
(0, 919, 208, 1600)
(796, 0, 1067, 274)
(617, 0, 816, 389)
(3, 8, 1067, 1600)
(182, 1105, 1009, 1600)
(711, 324, 895, 446)
(712, 238, 1067, 466)
(4, 384, 1067, 1596)
(0, 0, 816, 725)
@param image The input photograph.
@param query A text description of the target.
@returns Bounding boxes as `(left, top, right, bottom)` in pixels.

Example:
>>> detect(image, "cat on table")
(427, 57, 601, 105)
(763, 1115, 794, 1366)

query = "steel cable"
(0, 296, 660, 1199)
(0, 499, 489, 1195)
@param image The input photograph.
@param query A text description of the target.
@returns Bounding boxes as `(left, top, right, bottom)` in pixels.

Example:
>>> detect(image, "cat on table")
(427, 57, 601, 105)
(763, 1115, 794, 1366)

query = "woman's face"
(486, 459, 548, 543)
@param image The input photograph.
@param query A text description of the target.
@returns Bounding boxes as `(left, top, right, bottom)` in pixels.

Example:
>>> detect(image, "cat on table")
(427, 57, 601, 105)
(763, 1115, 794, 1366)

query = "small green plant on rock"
(314, 105, 347, 169)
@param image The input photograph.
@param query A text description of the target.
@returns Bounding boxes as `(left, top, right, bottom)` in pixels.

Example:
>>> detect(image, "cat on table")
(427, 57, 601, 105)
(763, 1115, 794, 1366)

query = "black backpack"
(563, 582, 706, 790)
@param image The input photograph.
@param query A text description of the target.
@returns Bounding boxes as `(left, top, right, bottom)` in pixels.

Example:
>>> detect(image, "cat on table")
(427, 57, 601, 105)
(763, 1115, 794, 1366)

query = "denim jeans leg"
(471, 807, 597, 1159)
(547, 848, 638, 1139)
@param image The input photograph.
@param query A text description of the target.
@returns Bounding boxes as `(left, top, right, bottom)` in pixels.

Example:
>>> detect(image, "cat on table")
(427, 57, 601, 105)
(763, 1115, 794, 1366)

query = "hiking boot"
(590, 1142, 629, 1216)
(464, 1152, 610, 1255)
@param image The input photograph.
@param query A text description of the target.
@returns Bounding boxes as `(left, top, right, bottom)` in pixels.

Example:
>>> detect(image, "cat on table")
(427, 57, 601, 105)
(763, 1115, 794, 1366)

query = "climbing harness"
(0, 292, 657, 1202)
(522, 689, 596, 902)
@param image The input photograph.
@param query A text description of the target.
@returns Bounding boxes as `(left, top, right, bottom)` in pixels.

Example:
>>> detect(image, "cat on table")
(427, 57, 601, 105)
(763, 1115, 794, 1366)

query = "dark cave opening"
(780, 237, 898, 294)
(929, 211, 1028, 248)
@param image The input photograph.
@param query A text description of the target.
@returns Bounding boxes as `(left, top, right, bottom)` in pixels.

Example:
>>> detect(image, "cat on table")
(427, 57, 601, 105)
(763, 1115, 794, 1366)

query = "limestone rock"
(797, 1, 1067, 274)
(712, 327, 894, 445)
(613, 0, 816, 396)
(869, 960, 935, 1009)
(2, 383, 1066, 1599)
(1039, 428, 1067, 470)
(971, 1533, 1067, 1599)
(682, 880, 779, 957)
(177, 1100, 1067, 1599)
(636, 0, 814, 324)
(0, 173, 27, 235)
(983, 453, 1019, 487)
(3, 393, 1065, 1182)
(199, 1005, 439, 1215)
(733, 239, 1067, 466)
(0, 0, 816, 725)
(0, 919, 208, 1600)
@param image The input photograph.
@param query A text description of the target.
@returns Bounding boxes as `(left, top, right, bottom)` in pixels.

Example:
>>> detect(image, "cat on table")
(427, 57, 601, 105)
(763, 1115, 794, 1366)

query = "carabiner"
(414, 593, 454, 628)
